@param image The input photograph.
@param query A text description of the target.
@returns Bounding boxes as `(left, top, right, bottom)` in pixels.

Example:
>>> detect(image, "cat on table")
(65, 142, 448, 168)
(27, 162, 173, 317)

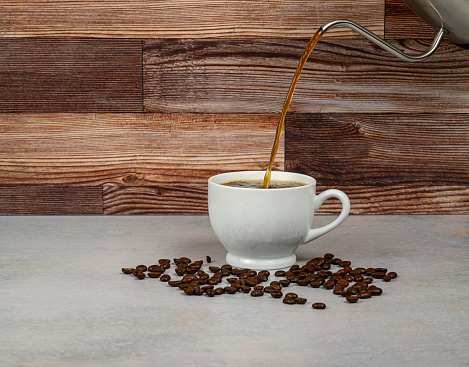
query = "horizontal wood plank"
(0, 1, 383, 38)
(0, 38, 142, 112)
(385, 0, 437, 39)
(315, 185, 469, 214)
(0, 186, 103, 215)
(144, 38, 469, 113)
(0, 113, 283, 186)
(286, 113, 469, 214)
(103, 185, 207, 215)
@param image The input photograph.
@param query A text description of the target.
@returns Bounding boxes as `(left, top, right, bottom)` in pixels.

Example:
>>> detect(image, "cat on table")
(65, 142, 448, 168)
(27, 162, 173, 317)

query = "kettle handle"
(320, 19, 447, 62)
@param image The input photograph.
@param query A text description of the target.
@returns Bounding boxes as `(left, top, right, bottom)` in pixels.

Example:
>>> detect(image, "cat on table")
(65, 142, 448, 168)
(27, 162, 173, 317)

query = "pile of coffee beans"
(122, 253, 397, 309)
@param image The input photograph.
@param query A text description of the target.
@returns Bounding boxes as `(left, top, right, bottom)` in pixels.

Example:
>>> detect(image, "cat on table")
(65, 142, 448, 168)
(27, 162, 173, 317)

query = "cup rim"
(208, 170, 316, 190)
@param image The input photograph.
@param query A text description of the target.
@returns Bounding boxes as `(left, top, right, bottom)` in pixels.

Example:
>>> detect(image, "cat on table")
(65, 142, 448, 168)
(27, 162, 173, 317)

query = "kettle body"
(403, 0, 469, 46)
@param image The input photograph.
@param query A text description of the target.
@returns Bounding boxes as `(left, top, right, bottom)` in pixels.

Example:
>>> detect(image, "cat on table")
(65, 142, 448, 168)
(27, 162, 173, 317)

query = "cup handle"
(303, 189, 350, 244)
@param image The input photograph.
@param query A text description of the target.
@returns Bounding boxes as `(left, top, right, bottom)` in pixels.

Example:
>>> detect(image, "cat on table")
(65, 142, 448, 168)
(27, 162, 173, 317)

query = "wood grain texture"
(0, 0, 383, 38)
(0, 113, 283, 186)
(144, 38, 469, 114)
(103, 185, 207, 215)
(0, 38, 142, 112)
(385, 0, 437, 39)
(286, 113, 469, 214)
(0, 186, 103, 215)
(315, 185, 469, 214)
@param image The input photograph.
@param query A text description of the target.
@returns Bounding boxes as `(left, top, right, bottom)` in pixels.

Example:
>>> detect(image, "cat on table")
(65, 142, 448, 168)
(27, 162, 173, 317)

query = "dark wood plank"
(103, 185, 207, 215)
(0, 186, 103, 215)
(144, 38, 469, 114)
(286, 113, 469, 214)
(0, 113, 283, 186)
(0, 38, 142, 112)
(0, 0, 383, 38)
(385, 0, 437, 39)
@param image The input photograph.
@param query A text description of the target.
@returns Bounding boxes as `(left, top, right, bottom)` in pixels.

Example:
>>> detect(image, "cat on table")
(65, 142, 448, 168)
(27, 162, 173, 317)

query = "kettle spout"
(320, 19, 447, 62)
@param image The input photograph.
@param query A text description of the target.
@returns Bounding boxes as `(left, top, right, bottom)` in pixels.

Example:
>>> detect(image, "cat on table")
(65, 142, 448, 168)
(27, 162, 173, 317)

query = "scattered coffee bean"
(148, 272, 162, 278)
(283, 297, 297, 305)
(271, 291, 283, 298)
(224, 286, 237, 294)
(206, 256, 212, 263)
(388, 271, 398, 279)
(122, 268, 133, 274)
(312, 302, 326, 309)
(135, 272, 146, 280)
(358, 291, 372, 299)
(346, 295, 359, 303)
(160, 274, 171, 282)
(369, 287, 383, 296)
(135, 265, 147, 272)
(383, 274, 392, 282)
(296, 297, 307, 304)
(251, 290, 264, 297)
(324, 253, 334, 259)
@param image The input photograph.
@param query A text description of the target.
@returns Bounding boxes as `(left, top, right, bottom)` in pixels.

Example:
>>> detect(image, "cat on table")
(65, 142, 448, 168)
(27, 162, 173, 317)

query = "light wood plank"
(144, 38, 469, 113)
(0, 186, 103, 215)
(0, 0, 383, 38)
(0, 38, 142, 112)
(0, 113, 284, 186)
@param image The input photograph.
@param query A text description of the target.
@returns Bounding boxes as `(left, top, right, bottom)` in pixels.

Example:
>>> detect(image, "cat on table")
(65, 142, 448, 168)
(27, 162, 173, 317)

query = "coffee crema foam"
(222, 179, 306, 189)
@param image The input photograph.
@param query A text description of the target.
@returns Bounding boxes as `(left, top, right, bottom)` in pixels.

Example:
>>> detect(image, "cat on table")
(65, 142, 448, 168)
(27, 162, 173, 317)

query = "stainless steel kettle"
(321, 0, 469, 62)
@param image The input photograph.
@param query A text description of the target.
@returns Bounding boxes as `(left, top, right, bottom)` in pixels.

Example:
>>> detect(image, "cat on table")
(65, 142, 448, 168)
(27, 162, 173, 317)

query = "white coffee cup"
(208, 171, 350, 270)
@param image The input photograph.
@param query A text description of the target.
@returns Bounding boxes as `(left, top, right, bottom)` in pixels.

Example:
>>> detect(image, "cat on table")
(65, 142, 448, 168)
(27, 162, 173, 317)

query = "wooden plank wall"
(0, 0, 467, 215)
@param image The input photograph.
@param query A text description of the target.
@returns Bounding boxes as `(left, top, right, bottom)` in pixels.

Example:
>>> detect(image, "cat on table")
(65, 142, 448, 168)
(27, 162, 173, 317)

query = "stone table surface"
(1, 215, 468, 367)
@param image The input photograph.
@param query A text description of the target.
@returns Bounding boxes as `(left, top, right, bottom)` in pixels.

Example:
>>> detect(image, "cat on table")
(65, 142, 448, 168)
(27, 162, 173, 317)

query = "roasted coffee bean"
(160, 262, 171, 269)
(226, 277, 239, 284)
(135, 265, 147, 272)
(206, 289, 216, 297)
(339, 260, 352, 267)
(185, 267, 197, 274)
(207, 277, 220, 286)
(354, 274, 364, 282)
(343, 275, 354, 282)
(309, 280, 322, 288)
(388, 271, 398, 279)
(259, 270, 270, 277)
(289, 265, 300, 271)
(324, 253, 334, 259)
(176, 257, 191, 264)
(312, 302, 326, 309)
(364, 277, 374, 284)
(346, 287, 358, 295)
(160, 274, 171, 282)
(369, 287, 383, 296)
(224, 286, 237, 294)
(270, 284, 282, 292)
(323, 280, 336, 290)
(245, 278, 259, 287)
(122, 268, 134, 274)
(274, 270, 285, 277)
(201, 285, 214, 291)
(206, 256, 212, 263)
(371, 272, 385, 279)
(297, 278, 310, 286)
(285, 292, 298, 299)
(264, 286, 275, 293)
(286, 275, 300, 283)
(365, 267, 376, 275)
(175, 268, 186, 276)
(198, 273, 210, 281)
(271, 291, 283, 298)
(358, 291, 372, 299)
(148, 272, 162, 278)
(296, 297, 307, 304)
(333, 286, 344, 295)
(346, 295, 359, 303)
(184, 287, 195, 295)
(214, 287, 225, 295)
(136, 272, 146, 280)
(148, 265, 165, 273)
(279, 279, 290, 287)
(375, 267, 387, 273)
(283, 297, 297, 305)
(251, 290, 264, 297)
(340, 289, 352, 297)
(337, 278, 349, 287)
(383, 274, 392, 282)
(331, 258, 342, 265)
(253, 285, 264, 291)
(209, 266, 221, 273)
(182, 274, 197, 283)
(240, 285, 251, 293)
(221, 264, 232, 271)
(336, 269, 348, 276)
(220, 269, 231, 277)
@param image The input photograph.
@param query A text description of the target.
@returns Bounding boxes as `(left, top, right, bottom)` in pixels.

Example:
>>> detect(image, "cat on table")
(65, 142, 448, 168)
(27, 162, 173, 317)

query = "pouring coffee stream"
(263, 0, 469, 188)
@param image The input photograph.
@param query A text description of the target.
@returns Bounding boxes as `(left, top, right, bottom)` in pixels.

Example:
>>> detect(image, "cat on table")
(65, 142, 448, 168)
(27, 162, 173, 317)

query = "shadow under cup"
(208, 171, 348, 270)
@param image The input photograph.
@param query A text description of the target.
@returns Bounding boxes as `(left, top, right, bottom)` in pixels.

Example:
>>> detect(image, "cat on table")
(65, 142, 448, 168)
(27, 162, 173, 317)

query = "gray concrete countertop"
(1, 215, 468, 367)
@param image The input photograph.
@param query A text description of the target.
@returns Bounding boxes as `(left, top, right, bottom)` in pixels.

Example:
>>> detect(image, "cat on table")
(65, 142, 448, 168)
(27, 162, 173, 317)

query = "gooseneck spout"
(320, 19, 447, 62)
